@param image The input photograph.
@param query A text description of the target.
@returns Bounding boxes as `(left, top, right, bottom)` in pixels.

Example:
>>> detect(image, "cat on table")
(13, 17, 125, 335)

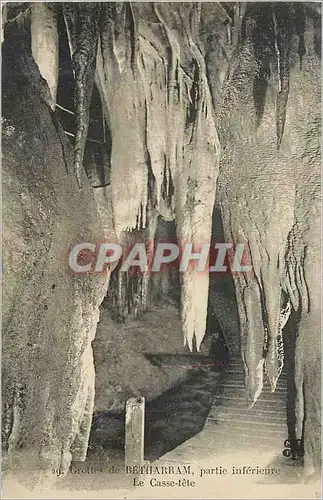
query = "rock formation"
(2, 1, 321, 484)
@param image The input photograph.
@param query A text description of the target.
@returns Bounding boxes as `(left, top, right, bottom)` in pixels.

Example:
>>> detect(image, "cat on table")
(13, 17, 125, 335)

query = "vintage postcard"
(1, 1, 322, 498)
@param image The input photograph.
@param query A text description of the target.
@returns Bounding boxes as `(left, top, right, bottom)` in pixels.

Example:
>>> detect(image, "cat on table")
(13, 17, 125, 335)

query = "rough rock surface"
(216, 10, 321, 475)
(2, 31, 110, 478)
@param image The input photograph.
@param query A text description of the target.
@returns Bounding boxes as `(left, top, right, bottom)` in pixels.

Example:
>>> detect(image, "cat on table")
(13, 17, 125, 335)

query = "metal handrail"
(63, 129, 104, 145)
(55, 102, 100, 123)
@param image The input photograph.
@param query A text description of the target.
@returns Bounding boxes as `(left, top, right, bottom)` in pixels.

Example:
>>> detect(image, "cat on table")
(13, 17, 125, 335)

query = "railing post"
(125, 396, 145, 465)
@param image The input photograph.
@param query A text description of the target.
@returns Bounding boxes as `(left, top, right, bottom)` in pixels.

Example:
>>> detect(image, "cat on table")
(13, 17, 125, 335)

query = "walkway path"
(150, 357, 320, 498)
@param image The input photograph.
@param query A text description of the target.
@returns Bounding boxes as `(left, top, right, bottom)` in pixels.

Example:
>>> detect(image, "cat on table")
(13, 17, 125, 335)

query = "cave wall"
(215, 4, 321, 475)
(2, 27, 112, 478)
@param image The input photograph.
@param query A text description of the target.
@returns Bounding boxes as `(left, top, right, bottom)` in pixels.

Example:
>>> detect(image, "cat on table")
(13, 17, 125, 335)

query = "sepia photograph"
(1, 1, 322, 498)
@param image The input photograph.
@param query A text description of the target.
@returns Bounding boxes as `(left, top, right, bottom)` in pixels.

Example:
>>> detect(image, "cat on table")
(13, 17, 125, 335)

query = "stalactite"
(261, 265, 283, 391)
(241, 277, 266, 407)
(250, 4, 273, 128)
(175, 6, 220, 350)
(225, 3, 316, 404)
(284, 225, 311, 316)
(293, 3, 306, 70)
(96, 3, 148, 237)
(221, 190, 267, 406)
(153, 5, 181, 106)
(272, 4, 292, 149)
(62, 4, 101, 188)
(159, 165, 175, 221)
(227, 173, 295, 401)
(94, 3, 220, 349)
(138, 33, 168, 217)
(1, 3, 7, 44)
(262, 283, 287, 391)
(89, 3, 220, 350)
(31, 3, 58, 108)
(244, 3, 300, 145)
